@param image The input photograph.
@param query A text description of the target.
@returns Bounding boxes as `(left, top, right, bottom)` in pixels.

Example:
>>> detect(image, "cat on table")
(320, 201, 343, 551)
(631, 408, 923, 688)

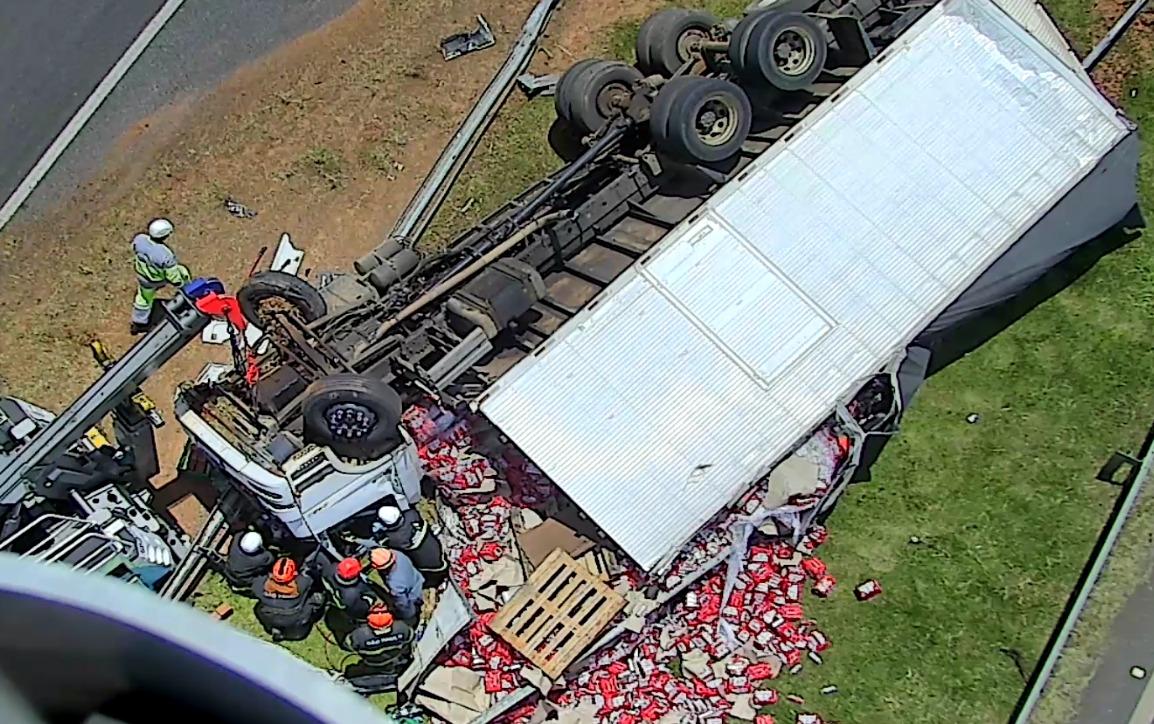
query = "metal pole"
(1084, 0, 1150, 72)
(1013, 434, 1154, 722)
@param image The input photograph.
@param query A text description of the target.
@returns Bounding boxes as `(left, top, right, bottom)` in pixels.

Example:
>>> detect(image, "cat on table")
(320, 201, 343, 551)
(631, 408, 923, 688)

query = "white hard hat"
(148, 218, 174, 240)
(239, 531, 264, 554)
(377, 506, 402, 526)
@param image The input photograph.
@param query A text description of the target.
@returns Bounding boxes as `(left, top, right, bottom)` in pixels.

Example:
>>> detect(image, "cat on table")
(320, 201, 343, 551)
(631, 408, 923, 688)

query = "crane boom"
(0, 279, 227, 503)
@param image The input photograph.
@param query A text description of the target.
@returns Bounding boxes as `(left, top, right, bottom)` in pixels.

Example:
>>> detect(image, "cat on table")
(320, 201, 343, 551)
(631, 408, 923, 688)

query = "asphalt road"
(0, 0, 164, 208)
(1076, 567, 1154, 723)
(1, 0, 358, 221)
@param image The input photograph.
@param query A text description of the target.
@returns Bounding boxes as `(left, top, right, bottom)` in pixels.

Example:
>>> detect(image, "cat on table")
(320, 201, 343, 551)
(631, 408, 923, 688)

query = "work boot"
(129, 321, 151, 336)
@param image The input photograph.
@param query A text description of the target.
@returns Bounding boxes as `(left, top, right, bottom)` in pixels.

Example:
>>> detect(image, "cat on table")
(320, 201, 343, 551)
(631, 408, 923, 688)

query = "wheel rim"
(595, 82, 632, 117)
(326, 403, 379, 439)
(771, 27, 816, 77)
(695, 95, 740, 147)
(676, 28, 708, 62)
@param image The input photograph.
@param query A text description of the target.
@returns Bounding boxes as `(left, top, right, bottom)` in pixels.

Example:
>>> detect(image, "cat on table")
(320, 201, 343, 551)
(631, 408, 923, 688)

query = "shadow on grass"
(849, 205, 1145, 486)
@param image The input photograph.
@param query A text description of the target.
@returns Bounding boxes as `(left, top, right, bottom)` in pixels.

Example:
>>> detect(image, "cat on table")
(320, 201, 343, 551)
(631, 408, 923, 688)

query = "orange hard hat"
(367, 604, 394, 630)
(336, 557, 363, 582)
(271, 557, 297, 584)
(370, 548, 395, 570)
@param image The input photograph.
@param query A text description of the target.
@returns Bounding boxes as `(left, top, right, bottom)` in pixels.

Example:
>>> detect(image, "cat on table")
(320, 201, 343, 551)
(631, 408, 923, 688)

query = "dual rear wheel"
(552, 56, 752, 165)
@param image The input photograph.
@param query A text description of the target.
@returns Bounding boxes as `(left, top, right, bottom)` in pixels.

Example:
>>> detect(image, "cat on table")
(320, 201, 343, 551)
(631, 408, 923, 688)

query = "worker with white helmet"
(372, 505, 448, 585)
(221, 530, 274, 594)
(130, 217, 191, 334)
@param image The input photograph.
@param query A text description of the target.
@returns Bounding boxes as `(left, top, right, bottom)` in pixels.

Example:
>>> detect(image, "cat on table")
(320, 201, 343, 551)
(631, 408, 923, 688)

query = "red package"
(649, 671, 672, 690)
(806, 526, 829, 549)
(693, 678, 718, 698)
(478, 542, 504, 562)
(809, 631, 831, 652)
(726, 675, 752, 694)
(756, 716, 776, 724)
(483, 669, 503, 694)
(801, 557, 827, 579)
(747, 662, 777, 681)
(812, 575, 836, 598)
(779, 604, 804, 621)
(855, 579, 883, 601)
(753, 688, 780, 706)
(750, 546, 774, 562)
(776, 544, 794, 560)
(783, 648, 803, 667)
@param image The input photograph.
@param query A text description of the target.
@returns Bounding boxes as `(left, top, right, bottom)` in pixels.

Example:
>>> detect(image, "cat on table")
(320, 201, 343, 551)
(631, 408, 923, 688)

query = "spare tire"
(302, 374, 403, 460)
(237, 271, 327, 327)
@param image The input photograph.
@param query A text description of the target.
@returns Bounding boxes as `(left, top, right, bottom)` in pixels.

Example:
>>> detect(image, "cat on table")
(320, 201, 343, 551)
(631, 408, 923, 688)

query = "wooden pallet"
(489, 548, 625, 677)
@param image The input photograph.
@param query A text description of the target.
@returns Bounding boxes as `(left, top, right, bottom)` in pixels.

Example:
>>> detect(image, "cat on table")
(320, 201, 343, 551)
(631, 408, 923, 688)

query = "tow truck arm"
(0, 278, 244, 504)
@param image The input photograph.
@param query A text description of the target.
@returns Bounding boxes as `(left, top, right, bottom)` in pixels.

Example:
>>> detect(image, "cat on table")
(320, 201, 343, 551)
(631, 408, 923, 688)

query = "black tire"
(726, 11, 767, 79)
(547, 117, 586, 162)
(554, 58, 600, 124)
(237, 271, 327, 327)
(566, 60, 643, 135)
(635, 9, 719, 77)
(302, 374, 403, 460)
(649, 76, 752, 164)
(740, 12, 827, 92)
(647, 76, 696, 150)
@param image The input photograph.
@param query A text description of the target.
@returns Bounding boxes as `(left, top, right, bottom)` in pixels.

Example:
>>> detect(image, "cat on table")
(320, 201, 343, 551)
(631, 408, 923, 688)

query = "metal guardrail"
(386, 0, 562, 248)
(1084, 0, 1150, 72)
(1012, 420, 1154, 722)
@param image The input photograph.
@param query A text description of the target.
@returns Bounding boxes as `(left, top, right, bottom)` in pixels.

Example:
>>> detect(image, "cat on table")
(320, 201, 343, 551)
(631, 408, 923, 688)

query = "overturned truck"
(180, 0, 1135, 562)
(178, 0, 1137, 708)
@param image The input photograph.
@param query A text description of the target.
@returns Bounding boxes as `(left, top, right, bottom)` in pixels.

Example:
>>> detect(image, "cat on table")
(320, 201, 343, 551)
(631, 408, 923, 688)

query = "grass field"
(192, 2, 1154, 722)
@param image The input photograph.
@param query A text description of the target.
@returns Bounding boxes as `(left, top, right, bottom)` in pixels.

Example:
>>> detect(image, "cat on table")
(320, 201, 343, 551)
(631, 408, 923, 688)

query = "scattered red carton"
(854, 579, 883, 601)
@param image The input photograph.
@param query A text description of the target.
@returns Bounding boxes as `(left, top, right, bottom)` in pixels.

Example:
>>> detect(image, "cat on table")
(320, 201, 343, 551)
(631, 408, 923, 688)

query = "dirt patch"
(536, 0, 663, 70)
(1090, 0, 1154, 101)
(0, 0, 656, 532)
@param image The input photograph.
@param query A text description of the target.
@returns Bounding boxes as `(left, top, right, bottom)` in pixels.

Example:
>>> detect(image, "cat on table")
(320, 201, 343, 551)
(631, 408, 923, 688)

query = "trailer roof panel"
(480, 0, 1129, 571)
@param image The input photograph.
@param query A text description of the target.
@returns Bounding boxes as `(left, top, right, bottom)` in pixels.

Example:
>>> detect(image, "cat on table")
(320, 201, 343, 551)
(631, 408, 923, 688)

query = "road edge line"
(0, 0, 187, 233)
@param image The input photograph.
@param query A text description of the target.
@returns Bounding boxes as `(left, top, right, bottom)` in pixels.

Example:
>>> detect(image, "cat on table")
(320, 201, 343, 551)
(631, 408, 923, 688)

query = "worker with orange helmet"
(320, 555, 379, 621)
(346, 602, 414, 675)
(369, 547, 424, 625)
(252, 557, 325, 642)
(372, 505, 448, 585)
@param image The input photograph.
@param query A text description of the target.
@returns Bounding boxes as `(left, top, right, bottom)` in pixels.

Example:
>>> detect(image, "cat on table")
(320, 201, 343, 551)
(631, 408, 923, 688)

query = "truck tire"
(237, 271, 327, 327)
(647, 76, 696, 149)
(737, 12, 827, 92)
(635, 9, 719, 78)
(726, 11, 767, 79)
(565, 60, 644, 135)
(554, 58, 600, 124)
(650, 76, 752, 164)
(302, 374, 403, 460)
(548, 117, 586, 162)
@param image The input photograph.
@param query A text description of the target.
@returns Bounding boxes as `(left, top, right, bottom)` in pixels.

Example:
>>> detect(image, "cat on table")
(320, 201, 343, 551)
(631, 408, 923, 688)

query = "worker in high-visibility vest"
(131, 218, 191, 334)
